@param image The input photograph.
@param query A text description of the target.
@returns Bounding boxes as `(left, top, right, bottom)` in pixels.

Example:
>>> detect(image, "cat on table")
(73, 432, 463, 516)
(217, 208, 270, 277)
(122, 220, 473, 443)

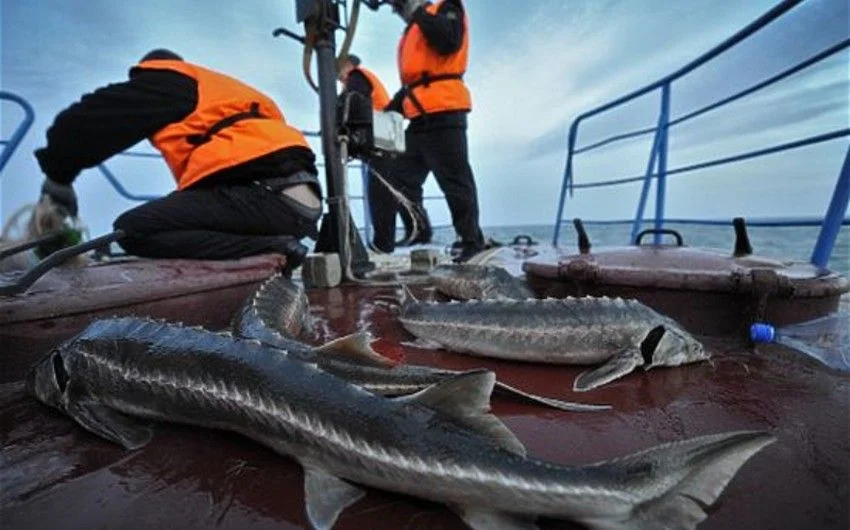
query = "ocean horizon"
(415, 222, 850, 276)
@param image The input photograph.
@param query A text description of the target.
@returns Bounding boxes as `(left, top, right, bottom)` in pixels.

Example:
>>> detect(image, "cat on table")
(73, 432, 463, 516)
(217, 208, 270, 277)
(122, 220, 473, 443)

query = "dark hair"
(140, 49, 183, 62)
(346, 54, 362, 67)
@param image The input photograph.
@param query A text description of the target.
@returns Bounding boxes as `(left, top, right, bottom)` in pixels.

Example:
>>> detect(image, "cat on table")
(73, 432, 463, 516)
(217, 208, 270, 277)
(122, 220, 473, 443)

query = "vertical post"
(630, 100, 665, 244)
(554, 121, 580, 246)
(0, 92, 36, 176)
(361, 162, 372, 244)
(653, 83, 671, 245)
(811, 145, 850, 269)
(314, 31, 353, 274)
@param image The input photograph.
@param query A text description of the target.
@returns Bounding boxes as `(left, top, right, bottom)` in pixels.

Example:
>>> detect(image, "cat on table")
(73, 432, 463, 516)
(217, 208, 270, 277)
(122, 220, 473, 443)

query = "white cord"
(335, 137, 431, 287)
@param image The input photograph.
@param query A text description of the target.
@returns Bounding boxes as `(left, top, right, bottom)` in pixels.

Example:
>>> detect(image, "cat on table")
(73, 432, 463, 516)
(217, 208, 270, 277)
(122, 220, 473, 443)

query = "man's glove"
(392, 0, 427, 22)
(40, 178, 78, 218)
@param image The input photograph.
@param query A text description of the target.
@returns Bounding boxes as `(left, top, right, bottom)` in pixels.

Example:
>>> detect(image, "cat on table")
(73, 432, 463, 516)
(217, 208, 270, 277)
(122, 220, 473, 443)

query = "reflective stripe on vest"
(135, 60, 310, 190)
(397, 0, 471, 119)
(353, 66, 391, 111)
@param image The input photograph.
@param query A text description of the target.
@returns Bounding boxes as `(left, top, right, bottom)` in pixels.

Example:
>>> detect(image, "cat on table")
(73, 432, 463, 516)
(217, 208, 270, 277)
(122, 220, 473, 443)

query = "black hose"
(0, 230, 125, 297)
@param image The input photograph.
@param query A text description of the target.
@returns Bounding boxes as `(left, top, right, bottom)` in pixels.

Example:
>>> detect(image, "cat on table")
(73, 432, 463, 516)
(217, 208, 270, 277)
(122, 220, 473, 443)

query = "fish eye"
(51, 351, 69, 392)
(640, 326, 666, 365)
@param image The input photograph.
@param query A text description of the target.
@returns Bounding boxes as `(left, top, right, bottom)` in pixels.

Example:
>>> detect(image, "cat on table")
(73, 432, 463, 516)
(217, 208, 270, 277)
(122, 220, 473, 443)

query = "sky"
(1, 0, 848, 238)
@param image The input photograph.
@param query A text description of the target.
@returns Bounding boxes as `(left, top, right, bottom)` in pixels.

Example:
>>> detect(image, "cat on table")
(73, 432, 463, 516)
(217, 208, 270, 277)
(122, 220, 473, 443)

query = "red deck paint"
(1, 251, 847, 530)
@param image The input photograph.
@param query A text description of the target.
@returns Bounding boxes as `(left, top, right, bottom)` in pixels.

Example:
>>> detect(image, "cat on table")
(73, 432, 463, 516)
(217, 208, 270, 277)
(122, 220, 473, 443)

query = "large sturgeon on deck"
(233, 273, 608, 412)
(30, 317, 773, 530)
(398, 291, 710, 392)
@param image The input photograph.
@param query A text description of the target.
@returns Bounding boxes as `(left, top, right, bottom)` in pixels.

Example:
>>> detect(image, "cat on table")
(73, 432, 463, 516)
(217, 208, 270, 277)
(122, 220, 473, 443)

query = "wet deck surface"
(2, 277, 848, 530)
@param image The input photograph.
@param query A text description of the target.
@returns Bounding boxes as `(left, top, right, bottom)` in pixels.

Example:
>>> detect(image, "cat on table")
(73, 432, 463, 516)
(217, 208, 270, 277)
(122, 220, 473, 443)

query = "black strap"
(403, 72, 464, 116)
(187, 102, 264, 146)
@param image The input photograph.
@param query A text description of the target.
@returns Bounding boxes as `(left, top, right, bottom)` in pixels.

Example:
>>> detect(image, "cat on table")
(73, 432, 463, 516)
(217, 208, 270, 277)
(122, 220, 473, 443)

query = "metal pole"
(314, 33, 351, 274)
(630, 101, 665, 244)
(811, 145, 850, 269)
(361, 162, 372, 243)
(653, 83, 671, 244)
(553, 122, 579, 246)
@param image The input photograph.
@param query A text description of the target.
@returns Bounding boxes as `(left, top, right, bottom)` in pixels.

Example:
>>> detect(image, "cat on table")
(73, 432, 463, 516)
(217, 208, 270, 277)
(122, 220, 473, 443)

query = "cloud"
(2, 0, 847, 234)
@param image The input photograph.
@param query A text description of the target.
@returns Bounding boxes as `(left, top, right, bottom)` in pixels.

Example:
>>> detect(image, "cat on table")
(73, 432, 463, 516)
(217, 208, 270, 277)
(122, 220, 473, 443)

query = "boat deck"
(2, 250, 848, 529)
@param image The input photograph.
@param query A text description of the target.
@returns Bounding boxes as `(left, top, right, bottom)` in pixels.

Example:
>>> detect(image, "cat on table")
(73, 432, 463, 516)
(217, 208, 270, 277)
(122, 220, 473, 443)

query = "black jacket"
(35, 66, 317, 188)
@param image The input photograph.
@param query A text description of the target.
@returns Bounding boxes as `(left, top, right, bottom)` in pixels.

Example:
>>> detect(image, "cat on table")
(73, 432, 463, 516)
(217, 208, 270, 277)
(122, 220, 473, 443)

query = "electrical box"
(372, 111, 405, 154)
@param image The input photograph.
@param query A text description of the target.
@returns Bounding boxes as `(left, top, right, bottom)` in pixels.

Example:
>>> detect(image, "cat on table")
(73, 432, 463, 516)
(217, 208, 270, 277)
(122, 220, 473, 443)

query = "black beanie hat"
(140, 48, 183, 62)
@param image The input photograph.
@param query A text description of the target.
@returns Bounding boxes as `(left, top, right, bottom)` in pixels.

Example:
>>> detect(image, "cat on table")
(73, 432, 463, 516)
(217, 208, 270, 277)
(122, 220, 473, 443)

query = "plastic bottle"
(750, 313, 850, 372)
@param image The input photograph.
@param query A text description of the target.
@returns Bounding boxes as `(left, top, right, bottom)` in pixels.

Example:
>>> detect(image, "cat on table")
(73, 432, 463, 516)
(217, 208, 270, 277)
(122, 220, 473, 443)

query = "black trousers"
(113, 182, 319, 260)
(371, 125, 483, 252)
(364, 156, 400, 252)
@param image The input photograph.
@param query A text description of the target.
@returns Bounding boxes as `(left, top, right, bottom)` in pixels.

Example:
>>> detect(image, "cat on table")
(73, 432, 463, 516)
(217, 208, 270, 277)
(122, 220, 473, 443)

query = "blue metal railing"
(554, 0, 849, 268)
(0, 91, 36, 176)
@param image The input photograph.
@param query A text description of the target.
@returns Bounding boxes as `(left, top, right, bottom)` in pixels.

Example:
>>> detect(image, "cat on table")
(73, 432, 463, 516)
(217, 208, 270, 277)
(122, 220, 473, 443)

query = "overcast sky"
(1, 0, 848, 237)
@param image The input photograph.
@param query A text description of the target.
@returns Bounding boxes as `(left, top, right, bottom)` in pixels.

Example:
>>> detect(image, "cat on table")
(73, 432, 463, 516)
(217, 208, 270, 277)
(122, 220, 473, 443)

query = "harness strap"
(402, 72, 464, 116)
(187, 102, 264, 146)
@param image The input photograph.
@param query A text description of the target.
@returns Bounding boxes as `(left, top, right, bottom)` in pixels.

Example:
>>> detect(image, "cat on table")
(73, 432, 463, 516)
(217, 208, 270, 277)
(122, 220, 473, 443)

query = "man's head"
(337, 54, 361, 82)
(391, 0, 427, 22)
(139, 48, 183, 62)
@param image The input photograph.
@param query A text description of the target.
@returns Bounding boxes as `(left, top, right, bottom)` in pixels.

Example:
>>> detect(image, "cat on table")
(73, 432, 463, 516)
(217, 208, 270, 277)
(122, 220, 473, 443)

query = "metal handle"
(634, 228, 684, 246)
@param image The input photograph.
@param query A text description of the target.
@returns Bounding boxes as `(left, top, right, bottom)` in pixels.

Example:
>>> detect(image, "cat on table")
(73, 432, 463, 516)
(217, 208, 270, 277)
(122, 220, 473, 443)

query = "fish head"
(27, 348, 70, 410)
(646, 324, 707, 369)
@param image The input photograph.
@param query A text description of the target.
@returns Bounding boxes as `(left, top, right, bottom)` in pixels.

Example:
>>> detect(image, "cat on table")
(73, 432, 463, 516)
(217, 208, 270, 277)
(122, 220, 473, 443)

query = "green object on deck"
(34, 226, 84, 260)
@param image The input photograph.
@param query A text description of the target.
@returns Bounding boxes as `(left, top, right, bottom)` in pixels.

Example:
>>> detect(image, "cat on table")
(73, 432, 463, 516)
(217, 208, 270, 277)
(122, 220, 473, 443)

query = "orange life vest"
(134, 60, 310, 190)
(397, 0, 471, 119)
(352, 66, 391, 111)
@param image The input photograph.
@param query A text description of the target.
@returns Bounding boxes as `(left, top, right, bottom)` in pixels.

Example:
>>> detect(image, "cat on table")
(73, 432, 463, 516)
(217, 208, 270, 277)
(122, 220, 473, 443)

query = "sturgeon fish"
(231, 272, 313, 340)
(430, 263, 534, 301)
(233, 273, 607, 412)
(398, 291, 709, 392)
(29, 317, 774, 530)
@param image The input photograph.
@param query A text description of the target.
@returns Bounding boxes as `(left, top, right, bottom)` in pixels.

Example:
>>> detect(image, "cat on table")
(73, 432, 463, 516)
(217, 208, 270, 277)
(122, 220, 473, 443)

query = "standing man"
(34, 49, 321, 272)
(337, 54, 431, 253)
(387, 0, 484, 262)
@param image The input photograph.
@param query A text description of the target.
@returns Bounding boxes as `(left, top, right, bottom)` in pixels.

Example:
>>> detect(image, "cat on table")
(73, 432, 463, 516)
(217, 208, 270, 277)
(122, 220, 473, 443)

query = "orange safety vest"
(134, 60, 310, 190)
(397, 0, 471, 119)
(352, 66, 391, 111)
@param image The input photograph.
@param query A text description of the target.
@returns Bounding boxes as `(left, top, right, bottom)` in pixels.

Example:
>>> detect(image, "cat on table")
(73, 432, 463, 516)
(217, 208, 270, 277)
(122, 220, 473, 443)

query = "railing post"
(361, 162, 372, 245)
(0, 92, 36, 176)
(630, 90, 666, 244)
(653, 83, 671, 244)
(554, 121, 580, 246)
(811, 145, 850, 269)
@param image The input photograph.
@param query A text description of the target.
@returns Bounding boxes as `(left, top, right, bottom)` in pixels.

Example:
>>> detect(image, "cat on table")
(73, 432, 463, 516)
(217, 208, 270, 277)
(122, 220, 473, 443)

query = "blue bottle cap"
(750, 323, 776, 343)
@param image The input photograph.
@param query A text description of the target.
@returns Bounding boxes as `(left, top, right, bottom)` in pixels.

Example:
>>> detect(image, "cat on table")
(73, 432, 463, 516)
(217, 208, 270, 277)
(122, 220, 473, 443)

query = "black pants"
(364, 157, 401, 252)
(373, 125, 483, 252)
(113, 182, 319, 260)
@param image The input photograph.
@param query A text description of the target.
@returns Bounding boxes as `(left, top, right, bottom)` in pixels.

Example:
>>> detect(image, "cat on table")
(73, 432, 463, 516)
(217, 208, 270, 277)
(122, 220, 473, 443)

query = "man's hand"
(40, 178, 78, 217)
(392, 0, 426, 22)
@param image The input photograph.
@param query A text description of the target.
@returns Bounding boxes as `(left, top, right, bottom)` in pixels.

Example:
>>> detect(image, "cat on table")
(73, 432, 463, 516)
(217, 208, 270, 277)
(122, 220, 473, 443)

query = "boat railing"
(95, 132, 450, 243)
(0, 91, 36, 177)
(553, 0, 849, 268)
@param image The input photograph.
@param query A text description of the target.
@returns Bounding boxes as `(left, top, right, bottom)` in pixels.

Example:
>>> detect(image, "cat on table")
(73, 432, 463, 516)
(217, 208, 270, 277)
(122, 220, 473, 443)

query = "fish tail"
(583, 430, 775, 530)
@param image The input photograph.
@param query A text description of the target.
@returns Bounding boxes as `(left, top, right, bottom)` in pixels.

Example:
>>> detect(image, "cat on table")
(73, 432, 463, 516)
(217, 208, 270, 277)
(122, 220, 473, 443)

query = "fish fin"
(303, 465, 366, 530)
(492, 381, 611, 412)
(66, 400, 153, 450)
(315, 332, 396, 367)
(397, 370, 526, 456)
(456, 507, 539, 530)
(573, 347, 642, 392)
(585, 431, 775, 530)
